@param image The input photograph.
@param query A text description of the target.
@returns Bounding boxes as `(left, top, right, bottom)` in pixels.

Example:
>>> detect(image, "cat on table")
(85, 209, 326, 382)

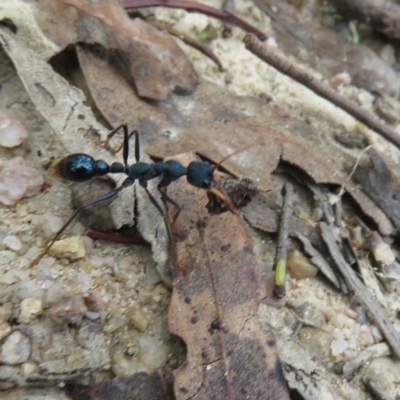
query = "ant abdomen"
(51, 154, 110, 182)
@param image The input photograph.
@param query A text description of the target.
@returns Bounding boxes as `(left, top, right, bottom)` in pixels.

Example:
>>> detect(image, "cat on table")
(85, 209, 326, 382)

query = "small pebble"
(49, 295, 88, 325)
(0, 323, 11, 341)
(0, 331, 31, 365)
(0, 111, 28, 148)
(0, 306, 9, 324)
(287, 250, 318, 279)
(0, 366, 18, 390)
(2, 235, 22, 251)
(20, 361, 38, 376)
(48, 236, 86, 260)
(0, 157, 44, 206)
(126, 305, 149, 332)
(0, 250, 16, 265)
(42, 214, 64, 238)
(379, 44, 396, 65)
(18, 298, 43, 324)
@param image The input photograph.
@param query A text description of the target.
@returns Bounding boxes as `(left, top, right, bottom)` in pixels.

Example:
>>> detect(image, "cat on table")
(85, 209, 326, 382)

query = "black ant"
(29, 123, 221, 267)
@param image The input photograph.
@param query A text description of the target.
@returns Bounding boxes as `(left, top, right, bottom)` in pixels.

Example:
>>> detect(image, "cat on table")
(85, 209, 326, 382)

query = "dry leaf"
(0, 0, 198, 100)
(167, 153, 290, 400)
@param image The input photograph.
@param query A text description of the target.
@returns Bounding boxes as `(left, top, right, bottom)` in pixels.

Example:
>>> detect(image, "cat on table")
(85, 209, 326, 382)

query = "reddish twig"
(244, 34, 400, 149)
(124, 0, 267, 40)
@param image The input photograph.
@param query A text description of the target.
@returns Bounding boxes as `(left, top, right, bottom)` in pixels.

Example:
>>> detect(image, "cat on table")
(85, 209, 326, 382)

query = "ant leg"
(29, 178, 135, 268)
(138, 182, 172, 240)
(134, 130, 140, 163)
(158, 186, 181, 224)
(100, 123, 128, 150)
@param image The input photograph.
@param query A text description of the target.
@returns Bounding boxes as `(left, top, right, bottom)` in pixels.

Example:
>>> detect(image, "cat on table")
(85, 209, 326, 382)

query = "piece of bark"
(328, 0, 400, 41)
(353, 147, 400, 230)
(319, 222, 400, 358)
(293, 233, 341, 290)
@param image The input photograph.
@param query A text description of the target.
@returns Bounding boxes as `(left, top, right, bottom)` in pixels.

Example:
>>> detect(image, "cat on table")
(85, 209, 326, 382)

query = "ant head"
(187, 161, 213, 189)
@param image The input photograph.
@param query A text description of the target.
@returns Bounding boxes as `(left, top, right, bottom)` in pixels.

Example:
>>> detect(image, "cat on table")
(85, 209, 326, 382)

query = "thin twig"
(149, 20, 224, 71)
(338, 144, 372, 197)
(273, 183, 293, 298)
(243, 34, 400, 149)
(124, 0, 267, 40)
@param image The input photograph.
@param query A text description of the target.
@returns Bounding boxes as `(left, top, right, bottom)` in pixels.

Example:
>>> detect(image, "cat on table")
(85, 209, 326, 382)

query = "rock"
(2, 235, 22, 251)
(0, 250, 16, 265)
(18, 298, 43, 324)
(0, 111, 28, 148)
(0, 323, 11, 341)
(126, 305, 149, 332)
(0, 331, 31, 365)
(0, 157, 44, 206)
(287, 249, 318, 279)
(48, 236, 86, 260)
(0, 365, 18, 389)
(49, 295, 88, 325)
(0, 306, 9, 324)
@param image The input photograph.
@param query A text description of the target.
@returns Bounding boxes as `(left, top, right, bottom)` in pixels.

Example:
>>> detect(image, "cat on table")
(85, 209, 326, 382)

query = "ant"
(29, 123, 224, 267)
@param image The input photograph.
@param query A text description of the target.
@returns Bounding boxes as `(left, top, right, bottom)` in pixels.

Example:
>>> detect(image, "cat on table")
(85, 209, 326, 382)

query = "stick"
(273, 183, 293, 298)
(243, 34, 400, 149)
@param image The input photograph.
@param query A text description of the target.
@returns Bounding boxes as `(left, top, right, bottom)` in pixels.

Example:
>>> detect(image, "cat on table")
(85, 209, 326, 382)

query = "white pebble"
(0, 157, 44, 205)
(18, 298, 43, 324)
(0, 323, 11, 341)
(0, 111, 28, 148)
(0, 331, 31, 365)
(331, 338, 350, 357)
(2, 235, 22, 251)
(42, 214, 64, 238)
(0, 250, 16, 265)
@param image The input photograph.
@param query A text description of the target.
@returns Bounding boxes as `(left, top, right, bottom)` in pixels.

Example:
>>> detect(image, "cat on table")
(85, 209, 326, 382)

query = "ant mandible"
(29, 123, 217, 267)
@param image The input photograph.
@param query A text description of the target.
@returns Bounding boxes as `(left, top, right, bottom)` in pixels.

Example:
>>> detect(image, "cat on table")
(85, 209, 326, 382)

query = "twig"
(124, 0, 267, 40)
(338, 144, 372, 198)
(319, 222, 400, 358)
(149, 20, 224, 71)
(273, 183, 293, 298)
(243, 34, 400, 149)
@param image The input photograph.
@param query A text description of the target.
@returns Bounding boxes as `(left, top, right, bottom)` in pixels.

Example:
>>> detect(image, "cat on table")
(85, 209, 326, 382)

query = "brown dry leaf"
(1, 0, 198, 100)
(76, 44, 393, 234)
(167, 153, 290, 400)
(254, 0, 400, 98)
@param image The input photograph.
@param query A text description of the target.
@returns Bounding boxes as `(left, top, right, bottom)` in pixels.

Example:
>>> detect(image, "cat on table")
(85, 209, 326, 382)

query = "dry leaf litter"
(1, 0, 400, 398)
